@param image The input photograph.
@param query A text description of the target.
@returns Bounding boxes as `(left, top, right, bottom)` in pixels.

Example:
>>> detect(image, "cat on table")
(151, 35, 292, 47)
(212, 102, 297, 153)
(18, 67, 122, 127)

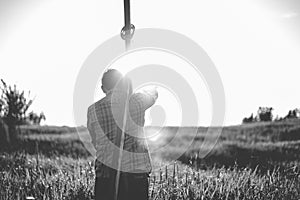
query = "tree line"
(242, 107, 300, 124)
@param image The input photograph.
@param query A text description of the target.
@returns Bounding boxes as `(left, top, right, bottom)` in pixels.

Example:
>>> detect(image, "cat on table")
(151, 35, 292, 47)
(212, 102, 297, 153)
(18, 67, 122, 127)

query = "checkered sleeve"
(87, 106, 96, 147)
(132, 92, 157, 111)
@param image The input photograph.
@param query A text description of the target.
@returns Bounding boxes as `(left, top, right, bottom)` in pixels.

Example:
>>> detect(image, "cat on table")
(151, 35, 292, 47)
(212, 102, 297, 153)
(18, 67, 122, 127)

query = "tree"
(257, 107, 273, 122)
(28, 111, 46, 125)
(242, 113, 255, 124)
(0, 79, 40, 143)
(284, 108, 300, 120)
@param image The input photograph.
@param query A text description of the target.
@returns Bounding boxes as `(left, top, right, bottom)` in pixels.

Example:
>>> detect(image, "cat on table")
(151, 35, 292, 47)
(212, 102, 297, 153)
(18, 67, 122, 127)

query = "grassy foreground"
(1, 153, 299, 200)
(1, 119, 300, 199)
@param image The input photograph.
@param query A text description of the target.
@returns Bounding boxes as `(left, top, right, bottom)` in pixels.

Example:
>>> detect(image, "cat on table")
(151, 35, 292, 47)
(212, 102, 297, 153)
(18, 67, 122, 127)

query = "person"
(87, 69, 158, 200)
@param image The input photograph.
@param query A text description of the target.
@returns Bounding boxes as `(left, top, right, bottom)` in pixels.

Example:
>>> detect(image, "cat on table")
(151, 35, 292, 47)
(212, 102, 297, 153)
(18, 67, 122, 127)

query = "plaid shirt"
(87, 90, 156, 177)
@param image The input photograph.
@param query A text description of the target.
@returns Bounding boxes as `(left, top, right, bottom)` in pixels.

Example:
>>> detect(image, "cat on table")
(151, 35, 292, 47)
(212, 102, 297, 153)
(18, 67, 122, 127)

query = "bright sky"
(0, 0, 299, 127)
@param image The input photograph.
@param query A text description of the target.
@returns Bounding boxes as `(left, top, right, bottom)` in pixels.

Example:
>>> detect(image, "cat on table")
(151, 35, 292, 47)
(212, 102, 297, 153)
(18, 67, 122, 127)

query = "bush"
(0, 117, 9, 145)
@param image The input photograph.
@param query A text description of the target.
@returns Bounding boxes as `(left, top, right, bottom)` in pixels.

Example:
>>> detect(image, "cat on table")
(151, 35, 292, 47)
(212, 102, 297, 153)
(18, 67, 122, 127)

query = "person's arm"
(87, 106, 96, 147)
(133, 88, 158, 110)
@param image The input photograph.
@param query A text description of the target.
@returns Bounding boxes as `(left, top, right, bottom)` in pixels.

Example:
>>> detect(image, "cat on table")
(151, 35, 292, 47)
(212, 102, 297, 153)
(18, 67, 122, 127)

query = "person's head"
(101, 69, 123, 94)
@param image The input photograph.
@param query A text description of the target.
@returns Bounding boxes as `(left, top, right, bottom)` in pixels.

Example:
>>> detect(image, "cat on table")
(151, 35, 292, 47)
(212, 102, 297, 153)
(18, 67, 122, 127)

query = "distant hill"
(19, 118, 300, 142)
(1, 118, 297, 171)
(19, 125, 86, 135)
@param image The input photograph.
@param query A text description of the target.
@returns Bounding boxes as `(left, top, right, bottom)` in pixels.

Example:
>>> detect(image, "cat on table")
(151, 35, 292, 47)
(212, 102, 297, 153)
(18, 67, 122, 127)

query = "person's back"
(87, 69, 158, 200)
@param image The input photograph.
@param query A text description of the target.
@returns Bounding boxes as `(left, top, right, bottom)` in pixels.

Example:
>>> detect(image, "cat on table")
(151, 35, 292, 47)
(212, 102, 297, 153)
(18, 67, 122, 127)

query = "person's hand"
(142, 86, 158, 101)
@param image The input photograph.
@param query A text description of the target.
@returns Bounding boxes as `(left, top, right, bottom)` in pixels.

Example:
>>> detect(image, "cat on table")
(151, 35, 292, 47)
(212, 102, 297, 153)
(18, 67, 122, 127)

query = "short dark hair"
(101, 69, 123, 91)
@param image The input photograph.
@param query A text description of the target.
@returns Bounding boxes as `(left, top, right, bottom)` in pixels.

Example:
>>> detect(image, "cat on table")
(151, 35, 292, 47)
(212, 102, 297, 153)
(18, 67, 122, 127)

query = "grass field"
(1, 119, 300, 199)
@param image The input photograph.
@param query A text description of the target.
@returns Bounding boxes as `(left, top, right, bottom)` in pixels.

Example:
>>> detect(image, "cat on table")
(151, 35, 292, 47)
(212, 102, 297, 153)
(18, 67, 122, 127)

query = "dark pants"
(94, 172, 149, 200)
